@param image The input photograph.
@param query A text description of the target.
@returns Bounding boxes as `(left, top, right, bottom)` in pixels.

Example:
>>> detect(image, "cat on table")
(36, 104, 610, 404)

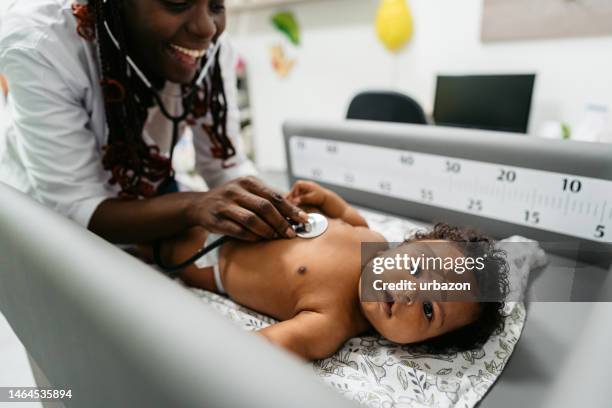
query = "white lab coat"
(0, 0, 256, 228)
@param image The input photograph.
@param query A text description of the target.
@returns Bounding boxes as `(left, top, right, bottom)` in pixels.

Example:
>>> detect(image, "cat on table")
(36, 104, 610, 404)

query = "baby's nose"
(398, 290, 416, 305)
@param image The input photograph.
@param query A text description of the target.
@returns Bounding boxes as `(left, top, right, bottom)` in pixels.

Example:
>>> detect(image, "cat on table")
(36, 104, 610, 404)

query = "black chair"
(346, 91, 428, 125)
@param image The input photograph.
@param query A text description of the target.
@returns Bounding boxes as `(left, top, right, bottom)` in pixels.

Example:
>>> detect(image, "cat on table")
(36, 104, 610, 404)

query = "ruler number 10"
(562, 178, 582, 193)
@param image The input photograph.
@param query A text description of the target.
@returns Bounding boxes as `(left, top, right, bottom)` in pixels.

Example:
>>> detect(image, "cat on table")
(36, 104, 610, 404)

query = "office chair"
(346, 91, 428, 125)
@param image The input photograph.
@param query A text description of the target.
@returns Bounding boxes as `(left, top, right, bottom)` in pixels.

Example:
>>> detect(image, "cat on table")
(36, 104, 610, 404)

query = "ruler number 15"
(524, 210, 540, 225)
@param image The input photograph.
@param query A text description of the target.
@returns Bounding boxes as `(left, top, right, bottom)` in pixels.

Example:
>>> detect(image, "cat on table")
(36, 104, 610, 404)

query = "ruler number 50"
(445, 161, 461, 174)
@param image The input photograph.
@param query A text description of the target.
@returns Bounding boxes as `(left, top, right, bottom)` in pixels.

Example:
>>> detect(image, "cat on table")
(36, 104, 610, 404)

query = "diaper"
(194, 233, 226, 294)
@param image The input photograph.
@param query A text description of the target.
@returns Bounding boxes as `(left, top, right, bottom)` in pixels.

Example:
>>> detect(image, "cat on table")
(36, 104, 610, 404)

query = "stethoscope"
(100, 2, 330, 273)
(154, 214, 330, 274)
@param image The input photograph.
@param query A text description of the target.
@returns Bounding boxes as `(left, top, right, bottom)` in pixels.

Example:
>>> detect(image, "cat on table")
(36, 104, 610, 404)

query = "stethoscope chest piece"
(294, 213, 329, 239)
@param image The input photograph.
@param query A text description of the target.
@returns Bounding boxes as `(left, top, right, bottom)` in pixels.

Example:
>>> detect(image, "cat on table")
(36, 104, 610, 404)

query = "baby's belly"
(218, 221, 360, 320)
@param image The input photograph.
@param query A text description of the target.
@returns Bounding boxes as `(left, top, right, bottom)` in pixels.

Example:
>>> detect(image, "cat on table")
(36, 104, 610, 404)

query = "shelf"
(227, 0, 321, 11)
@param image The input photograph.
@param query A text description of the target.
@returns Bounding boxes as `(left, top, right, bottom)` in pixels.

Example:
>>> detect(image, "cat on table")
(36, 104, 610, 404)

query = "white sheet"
(191, 210, 547, 408)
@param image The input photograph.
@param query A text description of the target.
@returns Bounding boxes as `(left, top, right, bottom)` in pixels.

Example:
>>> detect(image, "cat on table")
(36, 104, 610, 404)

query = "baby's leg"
(160, 226, 220, 293)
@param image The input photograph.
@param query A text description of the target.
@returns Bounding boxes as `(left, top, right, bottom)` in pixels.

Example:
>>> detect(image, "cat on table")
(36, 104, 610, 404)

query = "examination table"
(2, 120, 612, 407)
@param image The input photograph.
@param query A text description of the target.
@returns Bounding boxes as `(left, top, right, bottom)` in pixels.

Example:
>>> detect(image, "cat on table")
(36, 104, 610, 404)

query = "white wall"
(228, 0, 612, 170)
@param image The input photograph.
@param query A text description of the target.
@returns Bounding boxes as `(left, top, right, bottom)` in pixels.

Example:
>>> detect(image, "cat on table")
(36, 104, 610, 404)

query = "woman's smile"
(165, 43, 208, 71)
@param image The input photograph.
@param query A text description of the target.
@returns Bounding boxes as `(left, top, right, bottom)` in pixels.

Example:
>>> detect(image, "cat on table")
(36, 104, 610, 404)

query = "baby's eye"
(423, 301, 434, 321)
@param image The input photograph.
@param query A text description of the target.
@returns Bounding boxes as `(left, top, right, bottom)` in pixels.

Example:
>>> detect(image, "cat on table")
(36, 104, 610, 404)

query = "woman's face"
(122, 0, 226, 84)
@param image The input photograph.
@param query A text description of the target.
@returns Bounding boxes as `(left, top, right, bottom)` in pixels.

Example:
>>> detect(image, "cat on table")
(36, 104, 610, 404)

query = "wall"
(228, 0, 612, 170)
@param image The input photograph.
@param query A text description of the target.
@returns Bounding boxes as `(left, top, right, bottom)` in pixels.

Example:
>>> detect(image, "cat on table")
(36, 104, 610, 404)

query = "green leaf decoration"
(271, 11, 301, 46)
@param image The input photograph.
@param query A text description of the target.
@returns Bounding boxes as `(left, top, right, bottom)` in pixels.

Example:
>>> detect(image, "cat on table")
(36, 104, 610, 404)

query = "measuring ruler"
(289, 136, 612, 244)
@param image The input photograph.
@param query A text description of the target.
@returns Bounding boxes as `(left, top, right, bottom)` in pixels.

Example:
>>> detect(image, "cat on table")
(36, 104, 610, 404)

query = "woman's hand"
(187, 176, 309, 241)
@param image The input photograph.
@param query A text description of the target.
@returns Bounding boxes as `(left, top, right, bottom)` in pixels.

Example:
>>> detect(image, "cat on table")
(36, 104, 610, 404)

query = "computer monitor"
(433, 74, 536, 133)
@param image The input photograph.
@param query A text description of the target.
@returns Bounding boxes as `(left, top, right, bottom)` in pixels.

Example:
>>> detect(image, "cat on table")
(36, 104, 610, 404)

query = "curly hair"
(405, 222, 510, 353)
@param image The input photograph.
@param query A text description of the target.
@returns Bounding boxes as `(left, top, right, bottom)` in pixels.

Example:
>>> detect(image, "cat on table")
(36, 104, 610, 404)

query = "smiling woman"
(122, 0, 226, 85)
(0, 0, 307, 248)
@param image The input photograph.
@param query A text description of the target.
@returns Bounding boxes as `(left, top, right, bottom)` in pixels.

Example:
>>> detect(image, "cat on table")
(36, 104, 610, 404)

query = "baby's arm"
(258, 311, 350, 360)
(286, 180, 368, 227)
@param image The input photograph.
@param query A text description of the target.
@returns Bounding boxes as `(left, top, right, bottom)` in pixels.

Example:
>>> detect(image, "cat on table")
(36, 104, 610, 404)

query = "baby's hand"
(286, 180, 327, 207)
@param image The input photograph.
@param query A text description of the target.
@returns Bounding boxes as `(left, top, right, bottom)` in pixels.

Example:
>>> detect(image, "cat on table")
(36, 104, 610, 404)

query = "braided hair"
(72, 0, 236, 198)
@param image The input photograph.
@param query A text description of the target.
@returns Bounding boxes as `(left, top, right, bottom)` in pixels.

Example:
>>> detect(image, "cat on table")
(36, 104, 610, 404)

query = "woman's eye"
(162, 0, 190, 11)
(423, 301, 434, 321)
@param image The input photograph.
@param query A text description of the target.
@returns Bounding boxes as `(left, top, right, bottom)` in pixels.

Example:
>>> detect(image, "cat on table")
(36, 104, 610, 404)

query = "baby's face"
(359, 240, 480, 344)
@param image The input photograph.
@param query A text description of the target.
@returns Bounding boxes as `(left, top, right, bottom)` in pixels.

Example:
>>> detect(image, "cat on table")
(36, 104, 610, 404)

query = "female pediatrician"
(0, 0, 308, 248)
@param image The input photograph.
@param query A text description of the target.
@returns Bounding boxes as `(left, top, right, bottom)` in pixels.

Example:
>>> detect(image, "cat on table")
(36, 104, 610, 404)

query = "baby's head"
(359, 223, 509, 352)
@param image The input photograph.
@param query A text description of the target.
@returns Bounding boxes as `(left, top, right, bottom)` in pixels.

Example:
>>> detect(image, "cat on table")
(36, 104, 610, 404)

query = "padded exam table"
(1, 120, 611, 407)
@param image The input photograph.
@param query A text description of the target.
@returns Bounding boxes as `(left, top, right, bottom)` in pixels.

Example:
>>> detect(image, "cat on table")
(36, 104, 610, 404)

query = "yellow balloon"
(375, 0, 414, 52)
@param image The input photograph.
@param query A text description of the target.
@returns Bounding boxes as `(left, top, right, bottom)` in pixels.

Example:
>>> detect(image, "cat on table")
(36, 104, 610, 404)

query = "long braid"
(73, 0, 236, 199)
(195, 51, 236, 161)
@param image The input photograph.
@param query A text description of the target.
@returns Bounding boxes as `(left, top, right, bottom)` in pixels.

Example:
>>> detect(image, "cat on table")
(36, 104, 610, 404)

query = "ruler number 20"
(497, 169, 516, 183)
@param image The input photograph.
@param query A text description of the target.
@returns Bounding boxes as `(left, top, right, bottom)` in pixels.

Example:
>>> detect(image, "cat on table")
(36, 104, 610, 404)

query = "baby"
(158, 181, 508, 360)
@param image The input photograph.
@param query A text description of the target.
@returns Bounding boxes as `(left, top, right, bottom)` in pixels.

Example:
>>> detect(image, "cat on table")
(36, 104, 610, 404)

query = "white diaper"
(194, 233, 226, 294)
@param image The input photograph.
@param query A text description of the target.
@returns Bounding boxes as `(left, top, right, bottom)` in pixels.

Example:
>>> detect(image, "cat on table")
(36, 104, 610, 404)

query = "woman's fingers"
(236, 193, 297, 238)
(221, 205, 278, 240)
(213, 218, 261, 242)
(239, 177, 308, 224)
(193, 176, 314, 242)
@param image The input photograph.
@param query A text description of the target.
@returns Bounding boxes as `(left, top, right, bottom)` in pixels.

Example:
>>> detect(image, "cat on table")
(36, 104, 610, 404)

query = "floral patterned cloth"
(191, 210, 546, 408)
